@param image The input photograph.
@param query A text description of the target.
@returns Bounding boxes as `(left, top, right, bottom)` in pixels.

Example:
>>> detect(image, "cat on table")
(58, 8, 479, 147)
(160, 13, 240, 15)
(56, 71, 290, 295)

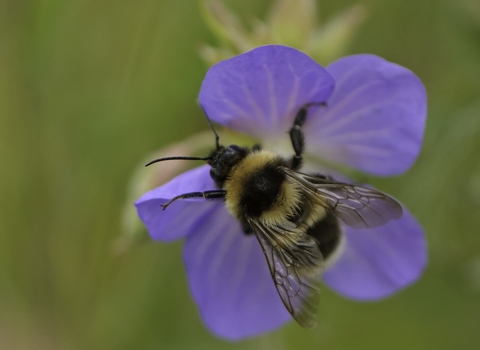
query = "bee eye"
(209, 168, 218, 180)
(228, 144, 241, 151)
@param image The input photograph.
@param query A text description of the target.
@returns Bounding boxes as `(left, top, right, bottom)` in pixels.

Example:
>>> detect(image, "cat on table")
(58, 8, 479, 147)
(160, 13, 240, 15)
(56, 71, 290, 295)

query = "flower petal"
(199, 45, 335, 138)
(183, 208, 291, 340)
(305, 54, 427, 176)
(135, 165, 219, 241)
(323, 207, 426, 300)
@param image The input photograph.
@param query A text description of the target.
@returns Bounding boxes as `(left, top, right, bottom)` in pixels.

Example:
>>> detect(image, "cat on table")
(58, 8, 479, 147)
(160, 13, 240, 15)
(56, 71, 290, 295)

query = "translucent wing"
(281, 167, 403, 229)
(247, 218, 324, 328)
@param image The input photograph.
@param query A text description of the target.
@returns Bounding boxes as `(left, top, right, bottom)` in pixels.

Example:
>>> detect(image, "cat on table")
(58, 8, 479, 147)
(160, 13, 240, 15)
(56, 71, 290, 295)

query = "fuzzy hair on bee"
(145, 103, 403, 329)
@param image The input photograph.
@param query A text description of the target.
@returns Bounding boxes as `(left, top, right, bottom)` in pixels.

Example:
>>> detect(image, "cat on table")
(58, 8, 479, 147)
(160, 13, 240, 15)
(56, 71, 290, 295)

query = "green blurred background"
(1, 0, 480, 349)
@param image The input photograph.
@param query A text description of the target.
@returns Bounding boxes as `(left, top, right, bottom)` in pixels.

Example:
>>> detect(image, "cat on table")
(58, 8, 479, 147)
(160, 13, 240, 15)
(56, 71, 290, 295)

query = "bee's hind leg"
(288, 102, 327, 170)
(240, 220, 254, 235)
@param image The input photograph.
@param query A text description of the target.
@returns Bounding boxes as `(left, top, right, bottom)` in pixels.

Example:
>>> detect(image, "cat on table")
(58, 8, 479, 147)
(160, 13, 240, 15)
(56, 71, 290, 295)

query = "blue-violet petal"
(199, 45, 335, 139)
(323, 207, 427, 300)
(135, 165, 218, 241)
(305, 54, 427, 176)
(183, 209, 291, 340)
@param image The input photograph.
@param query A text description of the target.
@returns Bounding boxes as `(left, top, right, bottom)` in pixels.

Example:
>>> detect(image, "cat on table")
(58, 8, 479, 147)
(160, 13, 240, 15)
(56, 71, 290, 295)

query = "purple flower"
(135, 45, 427, 340)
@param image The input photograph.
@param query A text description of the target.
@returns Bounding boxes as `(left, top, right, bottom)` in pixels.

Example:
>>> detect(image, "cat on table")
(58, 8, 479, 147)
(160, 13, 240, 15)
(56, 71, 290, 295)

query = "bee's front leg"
(288, 102, 327, 170)
(161, 190, 226, 210)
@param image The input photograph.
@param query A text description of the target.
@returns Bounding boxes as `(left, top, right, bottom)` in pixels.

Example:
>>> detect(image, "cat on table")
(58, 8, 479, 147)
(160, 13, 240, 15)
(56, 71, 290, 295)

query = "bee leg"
(313, 173, 334, 181)
(289, 102, 327, 170)
(240, 220, 254, 235)
(161, 190, 226, 210)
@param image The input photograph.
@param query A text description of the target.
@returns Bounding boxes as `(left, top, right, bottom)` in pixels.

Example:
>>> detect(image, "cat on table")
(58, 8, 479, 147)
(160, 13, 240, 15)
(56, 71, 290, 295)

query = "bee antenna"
(200, 106, 221, 150)
(145, 156, 212, 167)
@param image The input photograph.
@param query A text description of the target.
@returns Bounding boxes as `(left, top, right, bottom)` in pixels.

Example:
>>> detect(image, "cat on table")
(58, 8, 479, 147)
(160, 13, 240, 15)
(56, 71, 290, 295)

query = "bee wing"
(281, 167, 403, 229)
(247, 218, 324, 328)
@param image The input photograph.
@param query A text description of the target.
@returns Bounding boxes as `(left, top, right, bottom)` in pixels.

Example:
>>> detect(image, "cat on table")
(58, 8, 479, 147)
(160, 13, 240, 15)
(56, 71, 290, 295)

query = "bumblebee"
(146, 103, 403, 328)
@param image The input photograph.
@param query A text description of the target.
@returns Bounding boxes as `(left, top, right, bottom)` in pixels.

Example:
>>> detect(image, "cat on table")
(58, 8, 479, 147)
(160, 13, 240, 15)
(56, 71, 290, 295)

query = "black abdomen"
(306, 210, 341, 259)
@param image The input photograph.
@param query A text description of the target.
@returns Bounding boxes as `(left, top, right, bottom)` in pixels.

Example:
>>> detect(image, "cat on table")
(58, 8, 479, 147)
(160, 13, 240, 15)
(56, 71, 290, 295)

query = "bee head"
(145, 109, 249, 185)
(208, 144, 248, 184)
